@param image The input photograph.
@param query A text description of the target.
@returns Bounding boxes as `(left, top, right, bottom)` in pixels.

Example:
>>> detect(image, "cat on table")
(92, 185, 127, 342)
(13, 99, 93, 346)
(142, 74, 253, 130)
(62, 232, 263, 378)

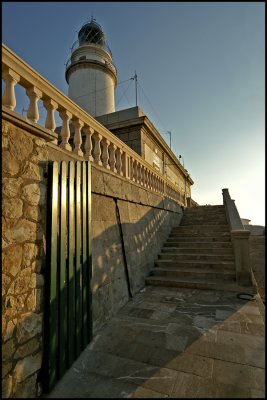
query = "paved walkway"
(46, 286, 265, 398)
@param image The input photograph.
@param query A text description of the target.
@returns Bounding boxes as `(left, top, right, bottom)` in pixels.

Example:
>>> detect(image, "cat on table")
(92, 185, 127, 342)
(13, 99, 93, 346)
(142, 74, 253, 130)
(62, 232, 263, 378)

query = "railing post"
(2, 68, 20, 110)
(102, 138, 111, 169)
(73, 119, 84, 157)
(44, 99, 58, 132)
(26, 86, 42, 123)
(109, 143, 116, 172)
(121, 152, 129, 178)
(92, 131, 103, 166)
(84, 126, 94, 161)
(222, 188, 253, 287)
(115, 148, 123, 176)
(59, 110, 72, 151)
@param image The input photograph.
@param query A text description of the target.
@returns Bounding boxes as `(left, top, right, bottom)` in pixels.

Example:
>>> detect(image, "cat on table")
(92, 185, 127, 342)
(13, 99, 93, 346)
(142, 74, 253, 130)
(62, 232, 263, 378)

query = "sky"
(2, 2, 265, 225)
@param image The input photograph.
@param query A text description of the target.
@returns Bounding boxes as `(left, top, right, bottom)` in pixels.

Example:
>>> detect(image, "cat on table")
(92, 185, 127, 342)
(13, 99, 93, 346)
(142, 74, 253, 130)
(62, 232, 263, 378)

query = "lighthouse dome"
(78, 19, 106, 47)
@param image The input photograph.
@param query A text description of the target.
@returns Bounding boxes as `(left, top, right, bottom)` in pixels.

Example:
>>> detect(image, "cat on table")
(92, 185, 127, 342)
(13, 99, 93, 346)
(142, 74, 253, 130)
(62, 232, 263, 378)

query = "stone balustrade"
(2, 43, 184, 204)
(222, 188, 253, 287)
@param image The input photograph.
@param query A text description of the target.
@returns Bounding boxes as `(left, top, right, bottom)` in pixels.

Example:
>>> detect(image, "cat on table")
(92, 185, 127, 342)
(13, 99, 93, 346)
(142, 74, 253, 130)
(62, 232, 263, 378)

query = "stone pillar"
(73, 119, 84, 157)
(2, 69, 20, 111)
(26, 87, 42, 124)
(84, 126, 94, 161)
(44, 99, 58, 132)
(231, 229, 253, 286)
(102, 138, 110, 169)
(59, 110, 72, 151)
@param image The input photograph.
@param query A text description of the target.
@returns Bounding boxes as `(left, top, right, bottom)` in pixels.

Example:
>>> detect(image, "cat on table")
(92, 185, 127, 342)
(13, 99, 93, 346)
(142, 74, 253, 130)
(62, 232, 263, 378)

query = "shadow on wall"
(91, 194, 183, 333)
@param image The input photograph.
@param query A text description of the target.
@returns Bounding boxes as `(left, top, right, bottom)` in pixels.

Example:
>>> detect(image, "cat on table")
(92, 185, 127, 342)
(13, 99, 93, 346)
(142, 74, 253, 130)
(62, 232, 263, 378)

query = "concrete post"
(222, 188, 253, 287)
(231, 229, 252, 286)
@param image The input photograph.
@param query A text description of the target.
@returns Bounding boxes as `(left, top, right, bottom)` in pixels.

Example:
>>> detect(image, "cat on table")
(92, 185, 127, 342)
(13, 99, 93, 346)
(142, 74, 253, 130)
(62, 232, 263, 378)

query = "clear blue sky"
(2, 2, 265, 225)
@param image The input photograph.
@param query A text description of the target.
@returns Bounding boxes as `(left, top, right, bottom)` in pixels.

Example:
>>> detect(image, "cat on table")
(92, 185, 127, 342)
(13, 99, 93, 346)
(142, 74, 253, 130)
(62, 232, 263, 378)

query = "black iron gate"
(43, 160, 92, 392)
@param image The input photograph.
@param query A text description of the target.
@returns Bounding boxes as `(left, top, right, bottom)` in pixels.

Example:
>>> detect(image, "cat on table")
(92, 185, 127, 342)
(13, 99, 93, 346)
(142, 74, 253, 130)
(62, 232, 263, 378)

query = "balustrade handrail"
(222, 188, 244, 230)
(2, 43, 184, 204)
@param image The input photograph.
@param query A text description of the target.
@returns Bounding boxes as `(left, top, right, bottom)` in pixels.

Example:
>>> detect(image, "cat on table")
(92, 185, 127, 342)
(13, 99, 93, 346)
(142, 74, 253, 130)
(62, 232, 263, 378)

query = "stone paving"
(46, 286, 265, 398)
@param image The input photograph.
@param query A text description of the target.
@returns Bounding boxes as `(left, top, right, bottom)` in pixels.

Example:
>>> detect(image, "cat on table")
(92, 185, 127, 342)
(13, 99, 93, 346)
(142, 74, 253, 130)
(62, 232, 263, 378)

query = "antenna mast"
(132, 71, 138, 106)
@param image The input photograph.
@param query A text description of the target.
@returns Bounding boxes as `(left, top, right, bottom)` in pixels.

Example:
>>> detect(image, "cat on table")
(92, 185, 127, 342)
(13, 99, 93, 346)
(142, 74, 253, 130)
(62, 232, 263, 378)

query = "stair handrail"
(222, 188, 254, 288)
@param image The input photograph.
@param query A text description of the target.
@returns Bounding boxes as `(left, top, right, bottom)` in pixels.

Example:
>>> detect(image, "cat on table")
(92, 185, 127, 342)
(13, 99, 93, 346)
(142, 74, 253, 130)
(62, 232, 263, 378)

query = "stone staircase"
(146, 205, 246, 291)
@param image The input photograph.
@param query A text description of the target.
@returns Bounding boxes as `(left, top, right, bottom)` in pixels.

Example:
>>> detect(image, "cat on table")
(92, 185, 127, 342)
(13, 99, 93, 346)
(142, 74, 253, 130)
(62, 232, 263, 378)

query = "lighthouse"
(65, 18, 117, 117)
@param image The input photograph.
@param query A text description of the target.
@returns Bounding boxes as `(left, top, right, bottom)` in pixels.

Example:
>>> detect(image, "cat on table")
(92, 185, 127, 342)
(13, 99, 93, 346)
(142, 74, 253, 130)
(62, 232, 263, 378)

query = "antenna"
(131, 71, 138, 106)
(167, 130, 172, 149)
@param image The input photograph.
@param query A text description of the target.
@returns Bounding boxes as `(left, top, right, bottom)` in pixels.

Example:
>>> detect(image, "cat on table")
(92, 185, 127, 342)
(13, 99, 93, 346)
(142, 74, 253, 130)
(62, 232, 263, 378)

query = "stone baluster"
(59, 110, 72, 151)
(26, 86, 42, 123)
(147, 170, 150, 189)
(102, 138, 110, 169)
(132, 160, 137, 182)
(92, 131, 103, 166)
(121, 152, 129, 178)
(73, 119, 84, 157)
(2, 69, 20, 110)
(136, 162, 140, 184)
(143, 168, 147, 188)
(140, 165, 144, 186)
(44, 99, 58, 132)
(115, 148, 123, 176)
(129, 157, 134, 181)
(109, 143, 116, 172)
(84, 126, 94, 161)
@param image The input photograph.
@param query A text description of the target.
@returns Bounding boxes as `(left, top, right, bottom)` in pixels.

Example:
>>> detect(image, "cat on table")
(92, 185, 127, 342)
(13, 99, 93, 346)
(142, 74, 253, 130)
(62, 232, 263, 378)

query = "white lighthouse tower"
(65, 18, 117, 117)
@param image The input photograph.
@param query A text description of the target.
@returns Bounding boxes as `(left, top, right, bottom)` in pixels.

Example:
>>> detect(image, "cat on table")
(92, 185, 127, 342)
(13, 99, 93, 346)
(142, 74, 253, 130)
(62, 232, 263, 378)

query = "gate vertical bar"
(44, 161, 59, 391)
(81, 162, 88, 347)
(59, 161, 67, 377)
(87, 161, 93, 341)
(67, 161, 75, 366)
(75, 162, 82, 356)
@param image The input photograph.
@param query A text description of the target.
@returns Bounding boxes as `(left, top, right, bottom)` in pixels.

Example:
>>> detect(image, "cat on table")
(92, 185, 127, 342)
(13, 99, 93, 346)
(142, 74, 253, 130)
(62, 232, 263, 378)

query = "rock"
(22, 183, 46, 206)
(2, 136, 9, 149)
(30, 273, 44, 288)
(8, 128, 33, 161)
(2, 151, 20, 175)
(3, 320, 16, 342)
(3, 177, 23, 197)
(24, 205, 41, 221)
(30, 146, 48, 163)
(22, 243, 38, 267)
(2, 198, 23, 219)
(13, 353, 42, 383)
(13, 268, 32, 295)
(2, 274, 11, 296)
(14, 338, 39, 359)
(21, 161, 43, 181)
(13, 373, 38, 398)
(2, 338, 15, 362)
(1, 374, 12, 398)
(2, 363, 12, 380)
(5, 219, 38, 244)
(27, 289, 43, 312)
(17, 312, 42, 343)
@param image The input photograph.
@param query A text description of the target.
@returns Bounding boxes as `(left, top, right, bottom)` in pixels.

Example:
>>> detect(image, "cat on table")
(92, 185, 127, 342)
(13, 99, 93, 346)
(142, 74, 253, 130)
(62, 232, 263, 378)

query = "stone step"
(151, 267, 236, 281)
(167, 236, 231, 243)
(171, 225, 230, 233)
(169, 232, 231, 239)
(180, 219, 227, 226)
(155, 259, 235, 271)
(162, 246, 233, 254)
(185, 206, 225, 214)
(158, 253, 234, 261)
(145, 276, 253, 292)
(164, 241, 232, 248)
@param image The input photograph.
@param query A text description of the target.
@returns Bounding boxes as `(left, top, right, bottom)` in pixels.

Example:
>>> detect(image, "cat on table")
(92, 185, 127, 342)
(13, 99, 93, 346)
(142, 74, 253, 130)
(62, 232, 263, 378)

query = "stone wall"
(2, 119, 48, 398)
(2, 117, 183, 398)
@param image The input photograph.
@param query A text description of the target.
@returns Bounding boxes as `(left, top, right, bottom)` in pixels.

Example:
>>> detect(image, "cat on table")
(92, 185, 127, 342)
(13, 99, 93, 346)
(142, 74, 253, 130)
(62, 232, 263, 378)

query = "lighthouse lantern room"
(65, 18, 117, 117)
